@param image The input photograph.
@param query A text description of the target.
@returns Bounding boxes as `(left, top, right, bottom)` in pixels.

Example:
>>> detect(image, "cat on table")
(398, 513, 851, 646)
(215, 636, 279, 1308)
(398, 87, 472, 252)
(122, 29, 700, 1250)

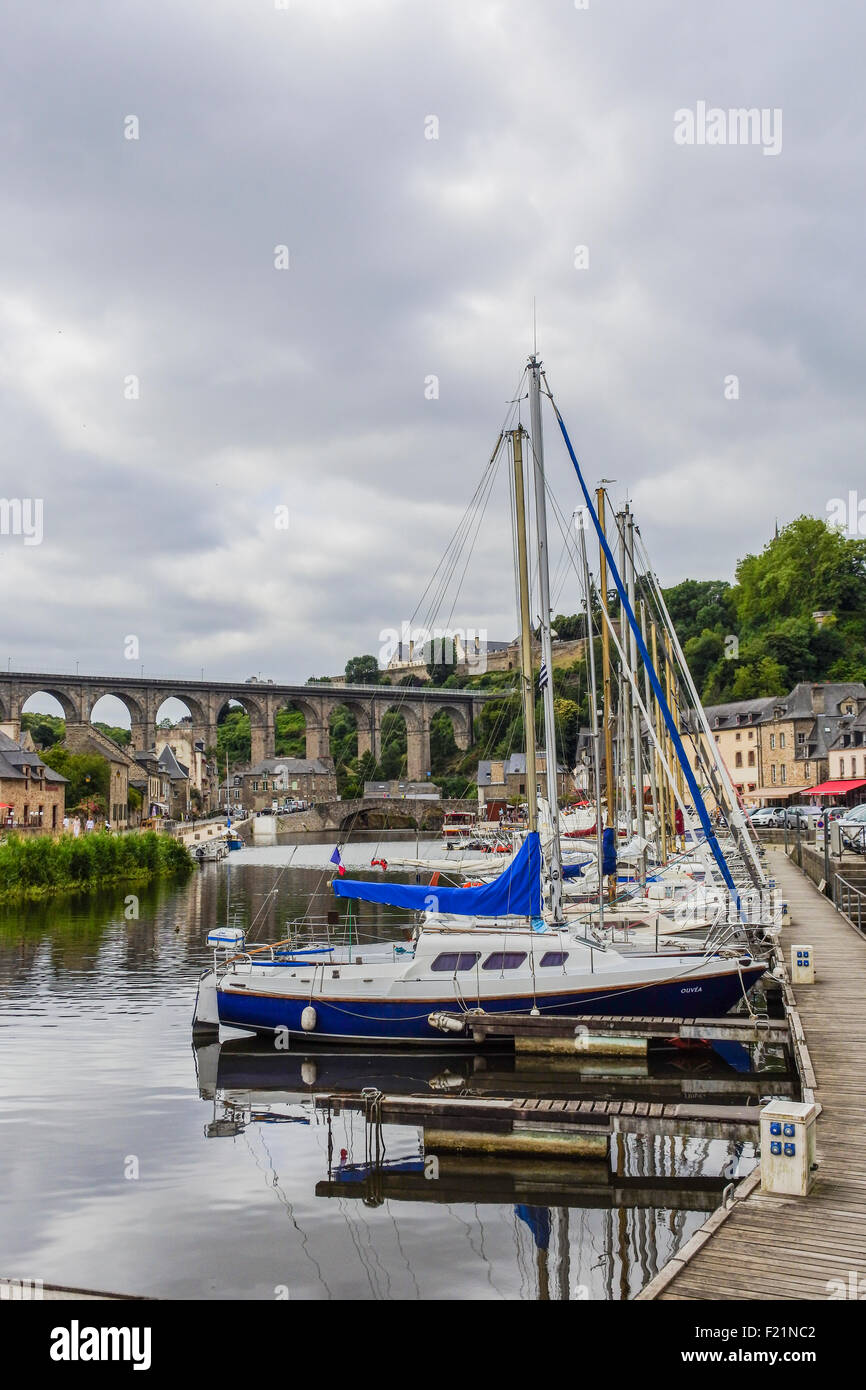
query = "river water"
(0, 834, 777, 1300)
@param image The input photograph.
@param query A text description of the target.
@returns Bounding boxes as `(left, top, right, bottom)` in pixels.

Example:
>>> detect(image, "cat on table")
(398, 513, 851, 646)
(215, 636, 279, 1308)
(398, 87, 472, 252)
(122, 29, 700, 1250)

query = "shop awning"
(748, 787, 798, 801)
(801, 778, 866, 798)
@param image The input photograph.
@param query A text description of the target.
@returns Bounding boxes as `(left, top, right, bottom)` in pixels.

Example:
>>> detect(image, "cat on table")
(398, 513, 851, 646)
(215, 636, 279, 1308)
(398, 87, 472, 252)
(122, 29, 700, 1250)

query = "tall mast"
(511, 428, 538, 834)
(639, 597, 661, 862)
(650, 619, 669, 865)
(617, 512, 634, 833)
(597, 490, 616, 818)
(528, 355, 563, 922)
(626, 508, 646, 876)
(578, 515, 605, 930)
(597, 487, 617, 903)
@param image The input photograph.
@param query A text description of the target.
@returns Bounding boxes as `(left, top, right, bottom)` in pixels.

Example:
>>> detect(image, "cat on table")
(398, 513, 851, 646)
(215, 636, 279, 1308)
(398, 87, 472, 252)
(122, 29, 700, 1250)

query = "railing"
(833, 873, 866, 937)
(839, 823, 866, 857)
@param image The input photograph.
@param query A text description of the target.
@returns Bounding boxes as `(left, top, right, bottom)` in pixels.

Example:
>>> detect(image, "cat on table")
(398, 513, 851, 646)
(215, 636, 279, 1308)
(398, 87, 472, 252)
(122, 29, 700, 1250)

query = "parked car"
(777, 805, 822, 830)
(748, 807, 782, 827)
(837, 803, 866, 830)
(816, 805, 846, 830)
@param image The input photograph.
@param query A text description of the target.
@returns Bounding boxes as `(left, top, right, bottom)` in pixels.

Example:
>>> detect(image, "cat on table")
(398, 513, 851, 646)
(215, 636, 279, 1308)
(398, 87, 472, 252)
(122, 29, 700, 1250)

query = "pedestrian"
(85, 816, 95, 834)
(73, 816, 81, 838)
(62, 815, 70, 833)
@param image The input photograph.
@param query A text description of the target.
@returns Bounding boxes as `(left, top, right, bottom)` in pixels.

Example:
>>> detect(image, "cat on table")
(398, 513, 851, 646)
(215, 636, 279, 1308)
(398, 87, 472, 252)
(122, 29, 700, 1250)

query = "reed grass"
(0, 831, 193, 902)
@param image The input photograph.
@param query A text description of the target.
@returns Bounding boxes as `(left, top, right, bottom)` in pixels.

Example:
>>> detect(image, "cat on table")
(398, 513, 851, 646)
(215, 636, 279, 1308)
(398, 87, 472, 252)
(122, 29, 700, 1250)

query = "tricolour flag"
(329, 846, 346, 877)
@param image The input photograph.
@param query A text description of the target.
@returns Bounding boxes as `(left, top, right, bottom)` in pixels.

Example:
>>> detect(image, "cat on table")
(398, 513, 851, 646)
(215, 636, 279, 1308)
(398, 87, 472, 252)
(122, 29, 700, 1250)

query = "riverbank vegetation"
(0, 831, 193, 902)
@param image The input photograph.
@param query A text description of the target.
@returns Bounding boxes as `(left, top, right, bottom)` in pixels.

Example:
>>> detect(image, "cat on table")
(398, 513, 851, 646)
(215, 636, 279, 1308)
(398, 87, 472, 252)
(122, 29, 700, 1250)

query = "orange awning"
(801, 778, 866, 797)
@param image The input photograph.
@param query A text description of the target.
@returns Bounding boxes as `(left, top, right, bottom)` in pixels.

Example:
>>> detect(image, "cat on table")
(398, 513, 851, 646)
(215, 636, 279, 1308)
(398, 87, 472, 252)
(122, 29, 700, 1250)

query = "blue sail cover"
(602, 827, 617, 876)
(332, 831, 542, 917)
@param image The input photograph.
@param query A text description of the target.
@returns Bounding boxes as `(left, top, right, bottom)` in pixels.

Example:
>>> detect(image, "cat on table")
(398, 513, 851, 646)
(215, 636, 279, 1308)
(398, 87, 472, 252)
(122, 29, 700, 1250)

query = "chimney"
(811, 685, 825, 715)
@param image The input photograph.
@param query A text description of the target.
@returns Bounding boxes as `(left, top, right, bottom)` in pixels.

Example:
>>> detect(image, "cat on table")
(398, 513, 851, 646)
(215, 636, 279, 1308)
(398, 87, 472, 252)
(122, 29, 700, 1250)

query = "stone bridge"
(314, 796, 473, 833)
(0, 672, 492, 782)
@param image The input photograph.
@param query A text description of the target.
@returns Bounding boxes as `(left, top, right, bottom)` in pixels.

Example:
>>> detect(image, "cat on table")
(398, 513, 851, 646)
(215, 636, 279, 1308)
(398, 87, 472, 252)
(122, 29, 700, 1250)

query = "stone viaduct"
(0, 673, 493, 782)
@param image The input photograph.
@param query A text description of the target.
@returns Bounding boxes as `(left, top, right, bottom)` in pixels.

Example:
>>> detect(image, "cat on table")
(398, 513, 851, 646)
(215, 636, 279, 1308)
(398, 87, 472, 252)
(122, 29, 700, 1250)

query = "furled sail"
(332, 831, 542, 917)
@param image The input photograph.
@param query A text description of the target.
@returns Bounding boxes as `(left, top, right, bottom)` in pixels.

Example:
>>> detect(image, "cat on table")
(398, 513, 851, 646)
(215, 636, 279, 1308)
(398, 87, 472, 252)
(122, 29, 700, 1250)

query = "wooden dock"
(437, 1011, 789, 1047)
(316, 1091, 763, 1142)
(639, 848, 866, 1301)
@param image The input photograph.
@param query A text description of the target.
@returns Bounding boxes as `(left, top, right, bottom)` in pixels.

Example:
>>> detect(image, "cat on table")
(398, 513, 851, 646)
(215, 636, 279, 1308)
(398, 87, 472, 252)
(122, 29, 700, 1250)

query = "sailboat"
(223, 751, 244, 851)
(192, 354, 767, 1043)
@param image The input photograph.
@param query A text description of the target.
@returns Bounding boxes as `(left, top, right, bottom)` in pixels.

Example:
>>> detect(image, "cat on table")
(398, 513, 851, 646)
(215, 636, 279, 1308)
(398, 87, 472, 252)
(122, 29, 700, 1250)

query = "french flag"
(329, 846, 346, 877)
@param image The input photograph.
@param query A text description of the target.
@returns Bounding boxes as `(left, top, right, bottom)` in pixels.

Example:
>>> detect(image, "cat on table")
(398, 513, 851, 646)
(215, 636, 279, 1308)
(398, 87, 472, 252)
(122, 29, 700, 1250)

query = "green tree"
(21, 712, 65, 749)
(275, 707, 306, 757)
(216, 708, 251, 766)
(41, 748, 110, 812)
(345, 654, 381, 685)
(426, 636, 458, 686)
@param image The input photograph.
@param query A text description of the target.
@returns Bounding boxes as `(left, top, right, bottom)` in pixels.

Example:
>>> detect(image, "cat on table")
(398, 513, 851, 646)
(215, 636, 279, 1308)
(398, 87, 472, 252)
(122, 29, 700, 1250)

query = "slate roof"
(0, 730, 67, 782)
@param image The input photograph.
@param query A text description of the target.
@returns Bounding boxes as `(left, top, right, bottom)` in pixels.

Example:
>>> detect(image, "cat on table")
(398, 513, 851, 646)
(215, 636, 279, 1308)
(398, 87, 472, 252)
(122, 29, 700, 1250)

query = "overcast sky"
(2, 0, 864, 714)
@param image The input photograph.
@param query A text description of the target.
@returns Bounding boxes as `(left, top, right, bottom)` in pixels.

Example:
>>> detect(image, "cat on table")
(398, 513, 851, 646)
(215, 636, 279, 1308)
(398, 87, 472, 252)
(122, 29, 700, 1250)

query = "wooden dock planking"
(640, 849, 866, 1301)
(451, 1011, 788, 1045)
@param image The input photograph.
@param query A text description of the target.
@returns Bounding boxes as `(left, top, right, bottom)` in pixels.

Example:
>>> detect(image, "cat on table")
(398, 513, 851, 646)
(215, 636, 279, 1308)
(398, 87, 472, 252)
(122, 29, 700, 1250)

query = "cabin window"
(539, 951, 568, 967)
(482, 952, 527, 971)
(431, 952, 481, 972)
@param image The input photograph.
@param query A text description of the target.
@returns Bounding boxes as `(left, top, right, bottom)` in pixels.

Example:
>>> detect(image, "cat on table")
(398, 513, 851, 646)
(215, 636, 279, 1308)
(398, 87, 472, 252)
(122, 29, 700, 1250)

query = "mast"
(596, 487, 617, 902)
(578, 515, 605, 930)
(650, 620, 669, 865)
(625, 508, 646, 878)
(639, 598, 661, 863)
(528, 355, 563, 922)
(511, 428, 538, 835)
(596, 488, 616, 832)
(617, 511, 634, 835)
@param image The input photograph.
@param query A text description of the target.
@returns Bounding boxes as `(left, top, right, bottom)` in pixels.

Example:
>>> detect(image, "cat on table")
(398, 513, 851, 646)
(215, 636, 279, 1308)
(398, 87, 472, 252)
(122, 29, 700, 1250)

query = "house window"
(769, 734, 776, 749)
(771, 765, 777, 783)
(735, 752, 743, 767)
(482, 952, 527, 971)
(780, 733, 786, 749)
(781, 765, 786, 784)
(840, 758, 845, 777)
(797, 732, 806, 745)
(431, 952, 481, 972)
(804, 761, 810, 777)
(748, 751, 755, 766)
(735, 732, 741, 742)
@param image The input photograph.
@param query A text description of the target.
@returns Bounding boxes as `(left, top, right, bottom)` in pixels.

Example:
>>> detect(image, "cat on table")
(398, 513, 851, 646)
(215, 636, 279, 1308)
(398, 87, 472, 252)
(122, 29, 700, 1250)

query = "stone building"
(690, 683, 866, 806)
(220, 757, 337, 813)
(698, 698, 771, 802)
(63, 723, 139, 829)
(0, 730, 67, 832)
(824, 703, 866, 796)
(477, 751, 572, 808)
(155, 725, 218, 815)
(133, 750, 175, 821)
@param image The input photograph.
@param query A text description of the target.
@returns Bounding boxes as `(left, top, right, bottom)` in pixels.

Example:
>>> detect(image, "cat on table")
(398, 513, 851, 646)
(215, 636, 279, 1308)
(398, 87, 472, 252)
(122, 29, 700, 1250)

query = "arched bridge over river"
(0, 672, 495, 782)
